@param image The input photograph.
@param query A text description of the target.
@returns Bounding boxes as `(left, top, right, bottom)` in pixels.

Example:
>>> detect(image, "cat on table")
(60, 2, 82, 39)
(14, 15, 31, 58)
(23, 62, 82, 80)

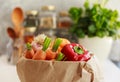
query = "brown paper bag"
(16, 55, 103, 82)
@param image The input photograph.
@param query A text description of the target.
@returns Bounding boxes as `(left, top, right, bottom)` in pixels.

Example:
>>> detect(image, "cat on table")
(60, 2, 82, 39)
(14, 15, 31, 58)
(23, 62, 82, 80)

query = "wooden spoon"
(11, 7, 24, 38)
(12, 7, 24, 27)
(7, 27, 17, 40)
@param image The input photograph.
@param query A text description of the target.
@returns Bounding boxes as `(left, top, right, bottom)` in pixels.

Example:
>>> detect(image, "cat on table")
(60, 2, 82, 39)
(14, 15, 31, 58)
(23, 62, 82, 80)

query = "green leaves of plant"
(69, 0, 120, 38)
(76, 29, 85, 38)
(69, 7, 83, 23)
(84, 0, 89, 9)
(88, 25, 96, 33)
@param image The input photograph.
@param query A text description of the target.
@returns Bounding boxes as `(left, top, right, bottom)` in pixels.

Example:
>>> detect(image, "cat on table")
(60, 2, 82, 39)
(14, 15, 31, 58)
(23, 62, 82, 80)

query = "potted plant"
(68, 0, 120, 61)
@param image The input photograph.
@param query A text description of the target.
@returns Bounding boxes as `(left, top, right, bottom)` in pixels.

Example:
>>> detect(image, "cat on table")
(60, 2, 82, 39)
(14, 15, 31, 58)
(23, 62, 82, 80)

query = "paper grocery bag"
(16, 55, 103, 82)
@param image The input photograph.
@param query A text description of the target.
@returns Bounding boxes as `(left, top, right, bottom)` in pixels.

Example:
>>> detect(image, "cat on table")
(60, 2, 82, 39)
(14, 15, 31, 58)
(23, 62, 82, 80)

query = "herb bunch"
(69, 0, 120, 38)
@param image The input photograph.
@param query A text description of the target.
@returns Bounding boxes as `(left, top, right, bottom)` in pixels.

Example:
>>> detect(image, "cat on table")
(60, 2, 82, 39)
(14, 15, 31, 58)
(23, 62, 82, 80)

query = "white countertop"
(0, 55, 19, 82)
(103, 59, 120, 82)
(0, 55, 120, 82)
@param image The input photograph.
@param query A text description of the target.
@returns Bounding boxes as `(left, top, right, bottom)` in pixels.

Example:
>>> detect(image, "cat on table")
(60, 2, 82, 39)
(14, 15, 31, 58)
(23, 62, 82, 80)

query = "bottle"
(39, 5, 57, 28)
(24, 10, 39, 34)
(23, 10, 38, 44)
(57, 11, 72, 28)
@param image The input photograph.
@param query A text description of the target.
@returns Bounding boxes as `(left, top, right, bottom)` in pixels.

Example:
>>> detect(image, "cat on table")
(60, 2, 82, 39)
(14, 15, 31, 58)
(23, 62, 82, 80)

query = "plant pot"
(78, 36, 113, 62)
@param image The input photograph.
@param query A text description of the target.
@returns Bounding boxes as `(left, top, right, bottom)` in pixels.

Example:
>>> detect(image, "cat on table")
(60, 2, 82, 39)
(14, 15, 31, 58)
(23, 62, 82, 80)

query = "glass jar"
(39, 5, 57, 28)
(57, 11, 72, 28)
(24, 10, 39, 34)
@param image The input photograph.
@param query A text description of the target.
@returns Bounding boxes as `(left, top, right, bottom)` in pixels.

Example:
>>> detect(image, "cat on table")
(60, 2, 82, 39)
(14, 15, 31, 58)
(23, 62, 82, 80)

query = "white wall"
(0, 0, 120, 53)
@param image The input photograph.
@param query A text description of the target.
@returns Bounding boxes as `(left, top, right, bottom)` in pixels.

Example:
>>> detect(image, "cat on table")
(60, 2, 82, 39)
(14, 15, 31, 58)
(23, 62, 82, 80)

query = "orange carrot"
(24, 49, 34, 59)
(32, 49, 46, 60)
(46, 49, 57, 60)
(24, 43, 34, 59)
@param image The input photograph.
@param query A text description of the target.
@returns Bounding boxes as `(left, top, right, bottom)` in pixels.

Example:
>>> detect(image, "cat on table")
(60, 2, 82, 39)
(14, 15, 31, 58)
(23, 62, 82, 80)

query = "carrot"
(32, 37, 51, 60)
(24, 49, 34, 59)
(24, 43, 35, 59)
(32, 49, 46, 60)
(46, 49, 57, 60)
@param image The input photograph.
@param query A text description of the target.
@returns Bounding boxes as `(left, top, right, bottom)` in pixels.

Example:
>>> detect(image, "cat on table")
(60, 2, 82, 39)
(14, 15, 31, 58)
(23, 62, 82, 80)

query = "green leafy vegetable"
(69, 7, 83, 23)
(69, 0, 120, 39)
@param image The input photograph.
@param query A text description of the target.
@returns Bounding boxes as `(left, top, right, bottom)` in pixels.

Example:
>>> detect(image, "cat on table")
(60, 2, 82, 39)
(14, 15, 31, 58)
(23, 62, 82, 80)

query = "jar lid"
(26, 10, 38, 16)
(41, 5, 55, 11)
(59, 11, 70, 17)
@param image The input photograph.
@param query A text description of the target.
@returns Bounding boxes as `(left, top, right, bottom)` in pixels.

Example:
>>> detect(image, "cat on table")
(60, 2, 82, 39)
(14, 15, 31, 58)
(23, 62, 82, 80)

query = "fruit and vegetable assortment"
(24, 34, 91, 61)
